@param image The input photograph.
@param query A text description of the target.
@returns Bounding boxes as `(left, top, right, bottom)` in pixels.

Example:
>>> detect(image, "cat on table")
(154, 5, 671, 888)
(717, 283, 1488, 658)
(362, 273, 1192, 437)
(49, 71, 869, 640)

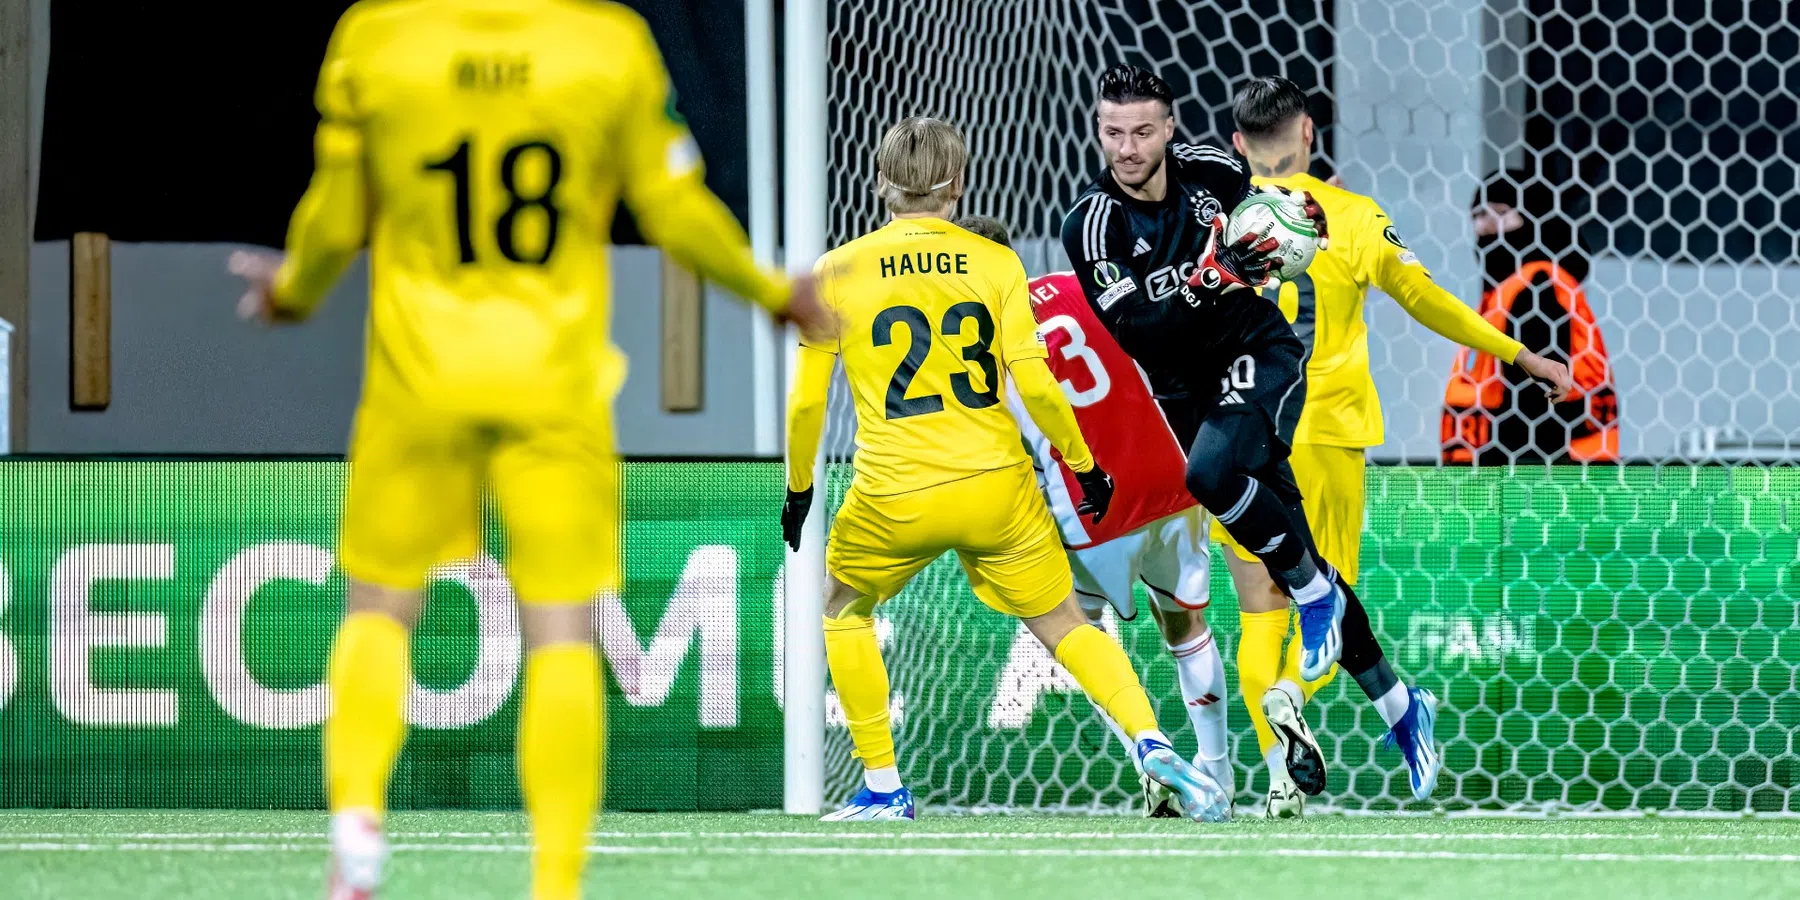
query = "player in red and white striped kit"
(957, 215, 1233, 817)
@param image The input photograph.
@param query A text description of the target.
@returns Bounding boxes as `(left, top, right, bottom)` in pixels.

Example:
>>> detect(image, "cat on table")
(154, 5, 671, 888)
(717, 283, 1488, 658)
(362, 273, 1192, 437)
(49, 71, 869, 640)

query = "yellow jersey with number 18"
(273, 0, 788, 420)
(808, 217, 1047, 497)
(1253, 172, 1524, 448)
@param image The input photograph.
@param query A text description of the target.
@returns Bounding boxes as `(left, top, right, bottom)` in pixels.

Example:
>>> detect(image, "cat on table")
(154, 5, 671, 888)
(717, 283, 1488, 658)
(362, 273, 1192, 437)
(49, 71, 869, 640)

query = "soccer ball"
(1223, 190, 1320, 286)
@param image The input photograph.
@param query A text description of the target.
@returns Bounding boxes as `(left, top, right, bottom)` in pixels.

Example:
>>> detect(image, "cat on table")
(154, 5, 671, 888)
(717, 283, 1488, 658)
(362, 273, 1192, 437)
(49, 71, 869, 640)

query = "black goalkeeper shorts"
(1164, 332, 1309, 506)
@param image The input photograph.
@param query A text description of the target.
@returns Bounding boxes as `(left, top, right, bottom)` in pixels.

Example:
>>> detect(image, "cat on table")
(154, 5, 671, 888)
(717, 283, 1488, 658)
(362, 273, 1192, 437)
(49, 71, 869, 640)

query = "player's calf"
(1184, 461, 1344, 679)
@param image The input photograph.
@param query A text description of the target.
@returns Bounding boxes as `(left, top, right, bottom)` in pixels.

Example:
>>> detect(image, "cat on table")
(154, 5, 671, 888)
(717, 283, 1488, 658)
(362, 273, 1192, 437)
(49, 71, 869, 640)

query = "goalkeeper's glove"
(781, 487, 814, 551)
(1072, 464, 1115, 523)
(1257, 185, 1331, 249)
(1186, 215, 1281, 297)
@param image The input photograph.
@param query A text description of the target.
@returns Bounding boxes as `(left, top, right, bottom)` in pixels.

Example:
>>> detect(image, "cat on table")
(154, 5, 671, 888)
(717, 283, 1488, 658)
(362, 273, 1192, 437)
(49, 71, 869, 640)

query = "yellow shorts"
(337, 403, 620, 604)
(1211, 442, 1366, 585)
(827, 462, 1073, 619)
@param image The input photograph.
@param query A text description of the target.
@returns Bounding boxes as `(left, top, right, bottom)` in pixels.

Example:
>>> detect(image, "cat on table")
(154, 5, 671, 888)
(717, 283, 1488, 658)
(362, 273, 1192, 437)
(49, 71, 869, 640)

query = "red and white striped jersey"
(1012, 271, 1196, 549)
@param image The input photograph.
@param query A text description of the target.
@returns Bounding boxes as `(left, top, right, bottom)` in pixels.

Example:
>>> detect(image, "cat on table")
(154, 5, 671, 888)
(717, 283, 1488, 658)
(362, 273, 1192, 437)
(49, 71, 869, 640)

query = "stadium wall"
(0, 458, 1793, 812)
(22, 242, 764, 457)
(18, 0, 767, 457)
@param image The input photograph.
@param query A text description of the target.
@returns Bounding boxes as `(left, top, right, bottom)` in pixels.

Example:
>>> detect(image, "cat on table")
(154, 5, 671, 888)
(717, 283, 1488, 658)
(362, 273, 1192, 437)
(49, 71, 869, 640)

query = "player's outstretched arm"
(232, 15, 368, 323)
(782, 344, 834, 549)
(264, 122, 368, 321)
(1370, 215, 1574, 401)
(614, 15, 838, 343)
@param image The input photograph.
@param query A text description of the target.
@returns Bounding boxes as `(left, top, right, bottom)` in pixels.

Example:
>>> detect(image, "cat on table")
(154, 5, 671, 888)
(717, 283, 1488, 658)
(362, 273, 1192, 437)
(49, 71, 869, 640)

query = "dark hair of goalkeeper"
(1097, 64, 1174, 114)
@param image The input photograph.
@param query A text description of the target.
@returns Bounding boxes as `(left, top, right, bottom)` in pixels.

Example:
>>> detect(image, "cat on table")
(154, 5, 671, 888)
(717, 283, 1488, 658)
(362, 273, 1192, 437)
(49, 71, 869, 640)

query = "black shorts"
(1161, 332, 1309, 506)
(1164, 333, 1307, 446)
(1207, 333, 1307, 447)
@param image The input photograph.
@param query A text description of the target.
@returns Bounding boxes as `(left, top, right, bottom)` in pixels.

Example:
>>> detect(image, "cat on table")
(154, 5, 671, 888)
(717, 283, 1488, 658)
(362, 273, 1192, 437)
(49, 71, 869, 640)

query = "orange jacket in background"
(1442, 261, 1619, 463)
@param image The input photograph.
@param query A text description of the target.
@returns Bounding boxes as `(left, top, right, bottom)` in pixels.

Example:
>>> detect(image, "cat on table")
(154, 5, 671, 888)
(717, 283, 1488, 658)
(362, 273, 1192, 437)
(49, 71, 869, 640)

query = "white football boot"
(1141, 771, 1181, 818)
(1265, 767, 1305, 819)
(1261, 684, 1327, 796)
(326, 809, 387, 900)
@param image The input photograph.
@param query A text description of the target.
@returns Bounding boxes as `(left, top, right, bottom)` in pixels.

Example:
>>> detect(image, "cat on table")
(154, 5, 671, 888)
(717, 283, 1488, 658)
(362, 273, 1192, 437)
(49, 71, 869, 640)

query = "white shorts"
(1069, 506, 1211, 620)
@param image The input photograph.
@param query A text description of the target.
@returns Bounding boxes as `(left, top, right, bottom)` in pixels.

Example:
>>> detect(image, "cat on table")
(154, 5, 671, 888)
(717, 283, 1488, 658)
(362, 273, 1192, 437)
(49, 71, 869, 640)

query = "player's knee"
(1077, 594, 1108, 624)
(1183, 454, 1233, 512)
(824, 575, 878, 620)
(1153, 603, 1208, 645)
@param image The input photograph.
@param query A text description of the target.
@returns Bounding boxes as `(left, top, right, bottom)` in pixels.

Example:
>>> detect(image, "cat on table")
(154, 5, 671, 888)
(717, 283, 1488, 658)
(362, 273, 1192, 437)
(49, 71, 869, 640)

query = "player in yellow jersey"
(226, 2, 829, 897)
(1220, 76, 1574, 817)
(782, 117, 1229, 823)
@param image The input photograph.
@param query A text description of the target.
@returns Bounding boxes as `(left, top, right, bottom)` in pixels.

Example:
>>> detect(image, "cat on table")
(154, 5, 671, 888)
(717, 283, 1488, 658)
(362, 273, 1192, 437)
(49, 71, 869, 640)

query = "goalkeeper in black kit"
(1060, 65, 1442, 805)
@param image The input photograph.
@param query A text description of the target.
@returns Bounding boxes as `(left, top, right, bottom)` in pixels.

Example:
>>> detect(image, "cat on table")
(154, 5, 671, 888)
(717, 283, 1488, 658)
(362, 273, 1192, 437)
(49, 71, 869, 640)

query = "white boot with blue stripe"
(821, 766, 916, 822)
(1294, 571, 1347, 682)
(1383, 686, 1442, 801)
(1136, 732, 1232, 823)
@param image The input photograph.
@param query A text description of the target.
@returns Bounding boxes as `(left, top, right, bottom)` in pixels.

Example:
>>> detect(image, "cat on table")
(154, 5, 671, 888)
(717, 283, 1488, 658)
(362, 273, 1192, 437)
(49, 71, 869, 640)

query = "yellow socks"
(1238, 608, 1289, 755)
(1054, 624, 1158, 738)
(823, 614, 896, 770)
(519, 643, 603, 900)
(324, 611, 411, 815)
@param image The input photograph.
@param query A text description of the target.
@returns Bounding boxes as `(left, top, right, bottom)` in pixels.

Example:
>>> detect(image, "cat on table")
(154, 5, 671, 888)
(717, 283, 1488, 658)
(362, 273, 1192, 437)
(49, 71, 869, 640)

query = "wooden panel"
(70, 231, 111, 410)
(0, 0, 27, 447)
(660, 254, 704, 412)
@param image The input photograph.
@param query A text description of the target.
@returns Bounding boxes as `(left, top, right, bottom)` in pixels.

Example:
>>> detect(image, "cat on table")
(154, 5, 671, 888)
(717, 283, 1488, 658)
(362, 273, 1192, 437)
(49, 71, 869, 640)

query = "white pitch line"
(0, 829, 1794, 843)
(0, 841, 1797, 864)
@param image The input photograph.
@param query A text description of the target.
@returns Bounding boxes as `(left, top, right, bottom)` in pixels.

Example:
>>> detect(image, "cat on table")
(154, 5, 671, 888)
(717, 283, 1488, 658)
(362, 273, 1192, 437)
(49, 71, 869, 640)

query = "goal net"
(816, 0, 1800, 814)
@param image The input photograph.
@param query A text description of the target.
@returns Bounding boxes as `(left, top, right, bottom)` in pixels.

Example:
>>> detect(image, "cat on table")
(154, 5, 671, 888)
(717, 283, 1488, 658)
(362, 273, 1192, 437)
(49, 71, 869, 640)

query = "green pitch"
(2, 811, 1796, 899)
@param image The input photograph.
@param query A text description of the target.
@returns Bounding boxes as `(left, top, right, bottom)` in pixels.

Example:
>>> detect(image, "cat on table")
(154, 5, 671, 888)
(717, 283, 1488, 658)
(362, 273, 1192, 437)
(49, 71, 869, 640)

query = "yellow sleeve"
(1366, 206, 1524, 364)
(617, 17, 790, 314)
(799, 255, 841, 353)
(785, 345, 835, 491)
(1010, 360, 1095, 474)
(270, 11, 369, 319)
(994, 256, 1049, 366)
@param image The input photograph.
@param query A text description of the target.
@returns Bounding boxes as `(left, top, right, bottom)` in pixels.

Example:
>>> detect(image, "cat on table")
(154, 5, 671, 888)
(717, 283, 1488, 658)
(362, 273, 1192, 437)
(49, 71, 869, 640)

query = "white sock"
(1136, 727, 1173, 748)
(1264, 743, 1287, 786)
(1373, 682, 1411, 729)
(1292, 569, 1332, 605)
(1166, 629, 1228, 765)
(864, 766, 903, 793)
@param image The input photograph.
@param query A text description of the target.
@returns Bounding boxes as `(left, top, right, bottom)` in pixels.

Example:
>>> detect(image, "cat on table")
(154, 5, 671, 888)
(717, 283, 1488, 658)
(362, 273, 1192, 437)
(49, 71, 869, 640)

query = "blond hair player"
(783, 117, 1228, 823)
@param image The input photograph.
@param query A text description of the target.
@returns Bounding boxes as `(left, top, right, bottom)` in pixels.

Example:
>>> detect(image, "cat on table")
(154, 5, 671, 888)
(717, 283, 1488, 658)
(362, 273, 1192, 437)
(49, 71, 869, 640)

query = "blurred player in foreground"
(954, 215, 1231, 817)
(228, 2, 828, 897)
(1225, 75, 1573, 816)
(782, 118, 1229, 824)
